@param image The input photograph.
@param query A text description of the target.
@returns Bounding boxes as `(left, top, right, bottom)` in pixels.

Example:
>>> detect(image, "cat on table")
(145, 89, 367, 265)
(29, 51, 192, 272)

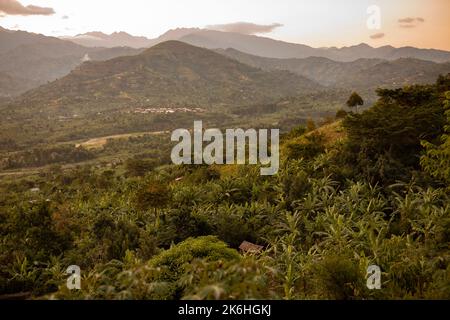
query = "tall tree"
(342, 77, 448, 183)
(346, 92, 364, 113)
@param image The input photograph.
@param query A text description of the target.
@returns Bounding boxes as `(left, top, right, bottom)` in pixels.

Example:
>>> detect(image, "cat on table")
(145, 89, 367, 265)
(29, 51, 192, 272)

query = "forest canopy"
(0, 75, 449, 300)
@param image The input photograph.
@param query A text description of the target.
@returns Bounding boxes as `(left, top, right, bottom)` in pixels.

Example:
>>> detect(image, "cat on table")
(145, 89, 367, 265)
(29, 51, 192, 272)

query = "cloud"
(0, 0, 54, 16)
(398, 17, 425, 28)
(398, 17, 415, 24)
(206, 22, 283, 35)
(370, 32, 385, 39)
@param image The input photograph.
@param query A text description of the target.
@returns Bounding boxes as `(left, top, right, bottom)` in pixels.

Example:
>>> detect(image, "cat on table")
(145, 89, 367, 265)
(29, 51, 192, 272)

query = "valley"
(0, 20, 449, 302)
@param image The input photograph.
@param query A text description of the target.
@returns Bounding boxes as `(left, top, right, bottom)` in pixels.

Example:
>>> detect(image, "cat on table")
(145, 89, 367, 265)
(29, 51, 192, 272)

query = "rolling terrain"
(12, 40, 320, 113)
(2, 26, 450, 98)
(0, 27, 143, 96)
(216, 48, 450, 89)
(0, 22, 449, 302)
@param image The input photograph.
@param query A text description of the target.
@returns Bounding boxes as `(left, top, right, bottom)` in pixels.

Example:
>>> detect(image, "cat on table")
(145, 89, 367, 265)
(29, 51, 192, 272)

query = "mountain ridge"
(216, 48, 450, 89)
(60, 27, 450, 63)
(2, 26, 450, 98)
(0, 27, 143, 96)
(62, 31, 154, 48)
(13, 40, 321, 113)
(178, 30, 450, 62)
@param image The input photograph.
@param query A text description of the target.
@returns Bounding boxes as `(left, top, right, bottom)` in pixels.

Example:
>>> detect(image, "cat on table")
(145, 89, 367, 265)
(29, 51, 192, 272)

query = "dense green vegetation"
(11, 41, 319, 111)
(0, 89, 346, 174)
(2, 145, 94, 169)
(0, 75, 449, 300)
(342, 77, 448, 184)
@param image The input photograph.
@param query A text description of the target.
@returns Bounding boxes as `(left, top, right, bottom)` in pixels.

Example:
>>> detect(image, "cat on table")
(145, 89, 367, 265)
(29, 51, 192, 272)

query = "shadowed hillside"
(0, 28, 143, 96)
(217, 48, 450, 89)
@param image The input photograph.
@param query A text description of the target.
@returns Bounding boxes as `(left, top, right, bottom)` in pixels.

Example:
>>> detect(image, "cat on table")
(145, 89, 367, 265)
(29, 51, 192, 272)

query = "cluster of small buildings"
(133, 107, 204, 114)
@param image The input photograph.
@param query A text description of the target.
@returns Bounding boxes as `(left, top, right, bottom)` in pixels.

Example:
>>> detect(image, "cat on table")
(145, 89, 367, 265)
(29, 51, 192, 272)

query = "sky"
(0, 0, 449, 50)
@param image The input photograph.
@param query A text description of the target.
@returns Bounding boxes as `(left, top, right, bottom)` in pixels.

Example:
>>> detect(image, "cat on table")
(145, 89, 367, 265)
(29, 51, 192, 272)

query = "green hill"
(1, 76, 449, 300)
(15, 41, 320, 113)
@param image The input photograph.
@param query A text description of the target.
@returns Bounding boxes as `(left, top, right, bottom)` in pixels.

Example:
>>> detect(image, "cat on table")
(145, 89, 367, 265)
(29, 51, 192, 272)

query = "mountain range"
(60, 31, 154, 49)
(216, 48, 450, 89)
(14, 41, 319, 113)
(0, 27, 142, 97)
(61, 28, 203, 48)
(63, 28, 450, 63)
(1, 26, 450, 99)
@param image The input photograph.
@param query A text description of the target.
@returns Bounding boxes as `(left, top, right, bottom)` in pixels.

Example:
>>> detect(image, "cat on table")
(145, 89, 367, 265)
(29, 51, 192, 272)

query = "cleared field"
(75, 131, 167, 149)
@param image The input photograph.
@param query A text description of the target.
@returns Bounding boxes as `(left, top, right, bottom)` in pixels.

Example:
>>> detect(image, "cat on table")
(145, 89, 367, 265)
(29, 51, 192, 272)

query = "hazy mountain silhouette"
(3, 26, 450, 97)
(179, 30, 450, 63)
(62, 28, 203, 49)
(154, 28, 202, 43)
(61, 28, 450, 63)
(0, 26, 56, 54)
(61, 31, 154, 48)
(217, 48, 450, 88)
(0, 28, 143, 96)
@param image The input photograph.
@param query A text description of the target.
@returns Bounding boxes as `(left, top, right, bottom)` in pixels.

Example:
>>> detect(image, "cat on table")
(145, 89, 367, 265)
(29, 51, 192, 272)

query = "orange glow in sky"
(1, 0, 449, 50)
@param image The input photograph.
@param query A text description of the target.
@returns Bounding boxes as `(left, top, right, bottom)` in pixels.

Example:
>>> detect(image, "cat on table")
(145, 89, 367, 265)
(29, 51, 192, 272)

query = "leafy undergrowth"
(1, 75, 449, 300)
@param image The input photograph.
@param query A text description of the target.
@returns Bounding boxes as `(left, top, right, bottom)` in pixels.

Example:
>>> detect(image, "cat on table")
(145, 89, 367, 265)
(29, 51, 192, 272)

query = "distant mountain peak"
(156, 28, 202, 41)
(79, 31, 143, 39)
(161, 27, 202, 34)
(355, 43, 372, 48)
(63, 31, 153, 48)
(140, 40, 233, 59)
(112, 31, 130, 35)
(81, 31, 108, 38)
(150, 40, 193, 49)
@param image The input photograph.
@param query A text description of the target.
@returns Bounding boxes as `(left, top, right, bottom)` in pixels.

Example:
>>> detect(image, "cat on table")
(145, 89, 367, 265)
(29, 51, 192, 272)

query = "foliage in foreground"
(0, 76, 449, 300)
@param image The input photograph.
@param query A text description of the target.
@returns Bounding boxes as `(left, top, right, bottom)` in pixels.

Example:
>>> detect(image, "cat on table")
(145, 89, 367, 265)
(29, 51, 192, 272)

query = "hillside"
(217, 48, 450, 89)
(0, 72, 39, 97)
(1, 76, 449, 300)
(15, 41, 321, 111)
(0, 26, 55, 54)
(0, 42, 141, 80)
(0, 28, 142, 96)
(2, 26, 448, 97)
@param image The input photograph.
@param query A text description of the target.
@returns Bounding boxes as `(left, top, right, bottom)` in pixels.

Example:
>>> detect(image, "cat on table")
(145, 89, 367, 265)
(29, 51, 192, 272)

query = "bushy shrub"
(149, 236, 240, 281)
